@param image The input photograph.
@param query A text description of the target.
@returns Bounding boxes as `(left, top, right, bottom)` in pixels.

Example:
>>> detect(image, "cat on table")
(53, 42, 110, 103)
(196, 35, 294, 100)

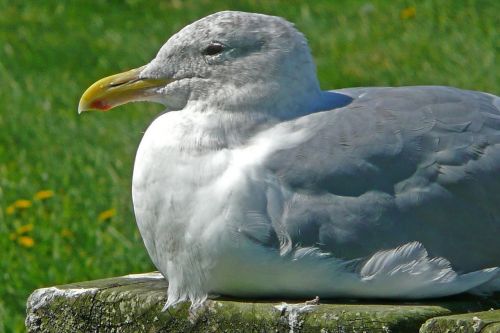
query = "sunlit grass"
(1, 0, 498, 331)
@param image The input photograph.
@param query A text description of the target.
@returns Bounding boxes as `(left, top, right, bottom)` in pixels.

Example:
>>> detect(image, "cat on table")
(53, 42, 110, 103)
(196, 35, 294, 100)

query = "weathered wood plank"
(26, 272, 500, 332)
(420, 309, 500, 333)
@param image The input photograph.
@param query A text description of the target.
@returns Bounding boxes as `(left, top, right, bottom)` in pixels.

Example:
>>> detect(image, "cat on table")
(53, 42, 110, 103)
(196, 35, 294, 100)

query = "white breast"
(131, 108, 322, 304)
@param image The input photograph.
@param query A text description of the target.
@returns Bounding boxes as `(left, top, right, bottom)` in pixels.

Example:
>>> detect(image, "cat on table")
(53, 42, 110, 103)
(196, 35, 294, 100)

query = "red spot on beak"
(90, 100, 112, 111)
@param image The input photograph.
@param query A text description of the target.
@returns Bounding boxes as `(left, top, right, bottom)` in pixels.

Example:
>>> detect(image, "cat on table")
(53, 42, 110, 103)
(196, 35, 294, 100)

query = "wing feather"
(263, 86, 500, 271)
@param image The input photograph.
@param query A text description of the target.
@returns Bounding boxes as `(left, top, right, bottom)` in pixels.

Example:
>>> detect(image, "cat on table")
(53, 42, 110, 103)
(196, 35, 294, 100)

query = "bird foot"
(188, 300, 208, 324)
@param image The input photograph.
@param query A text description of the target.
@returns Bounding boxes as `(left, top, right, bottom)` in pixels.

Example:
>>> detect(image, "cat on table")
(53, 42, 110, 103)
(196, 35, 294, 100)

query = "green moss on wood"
(420, 309, 500, 333)
(25, 273, 500, 333)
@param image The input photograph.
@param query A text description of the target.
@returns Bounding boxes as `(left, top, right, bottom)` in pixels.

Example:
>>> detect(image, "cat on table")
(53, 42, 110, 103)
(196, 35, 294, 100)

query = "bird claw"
(188, 301, 208, 323)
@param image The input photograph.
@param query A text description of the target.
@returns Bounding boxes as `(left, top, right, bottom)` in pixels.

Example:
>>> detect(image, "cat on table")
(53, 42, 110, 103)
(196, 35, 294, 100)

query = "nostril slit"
(108, 81, 126, 88)
(108, 78, 142, 88)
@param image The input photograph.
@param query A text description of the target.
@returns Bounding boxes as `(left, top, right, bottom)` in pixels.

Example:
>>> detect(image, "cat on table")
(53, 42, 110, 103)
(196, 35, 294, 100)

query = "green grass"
(0, 0, 498, 331)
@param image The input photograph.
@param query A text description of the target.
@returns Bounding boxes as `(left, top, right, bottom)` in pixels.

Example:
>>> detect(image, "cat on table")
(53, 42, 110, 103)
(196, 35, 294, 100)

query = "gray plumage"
(79, 11, 500, 310)
(265, 86, 500, 271)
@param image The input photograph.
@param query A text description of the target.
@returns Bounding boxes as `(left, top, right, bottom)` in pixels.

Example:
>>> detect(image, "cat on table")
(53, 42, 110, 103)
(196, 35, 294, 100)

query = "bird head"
(78, 11, 321, 116)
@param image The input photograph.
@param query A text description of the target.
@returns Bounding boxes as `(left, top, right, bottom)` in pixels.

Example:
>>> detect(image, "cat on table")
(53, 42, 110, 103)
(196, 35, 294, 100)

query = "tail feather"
(356, 242, 500, 298)
(470, 275, 500, 296)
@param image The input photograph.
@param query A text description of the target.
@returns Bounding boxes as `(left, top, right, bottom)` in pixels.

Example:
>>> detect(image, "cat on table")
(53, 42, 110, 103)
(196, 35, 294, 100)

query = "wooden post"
(26, 272, 500, 332)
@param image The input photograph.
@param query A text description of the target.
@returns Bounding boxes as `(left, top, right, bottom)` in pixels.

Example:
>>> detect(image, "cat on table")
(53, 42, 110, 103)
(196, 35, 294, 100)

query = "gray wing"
(265, 86, 500, 271)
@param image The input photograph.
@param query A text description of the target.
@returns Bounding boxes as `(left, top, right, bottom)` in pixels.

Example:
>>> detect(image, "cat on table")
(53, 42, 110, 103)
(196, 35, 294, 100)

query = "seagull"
(78, 11, 500, 310)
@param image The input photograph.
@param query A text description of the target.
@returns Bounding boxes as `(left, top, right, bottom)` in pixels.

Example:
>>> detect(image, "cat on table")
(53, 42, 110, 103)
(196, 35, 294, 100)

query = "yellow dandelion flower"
(6, 205, 16, 215)
(400, 6, 416, 20)
(61, 228, 74, 238)
(18, 236, 35, 248)
(98, 208, 116, 221)
(13, 199, 32, 209)
(34, 190, 55, 200)
(17, 223, 34, 234)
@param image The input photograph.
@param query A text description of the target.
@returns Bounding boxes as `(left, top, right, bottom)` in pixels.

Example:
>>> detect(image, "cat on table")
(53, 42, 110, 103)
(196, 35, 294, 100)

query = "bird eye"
(203, 42, 225, 56)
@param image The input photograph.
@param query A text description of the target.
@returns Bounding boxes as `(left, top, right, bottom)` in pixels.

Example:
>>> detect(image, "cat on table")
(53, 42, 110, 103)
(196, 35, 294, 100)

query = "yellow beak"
(78, 66, 172, 113)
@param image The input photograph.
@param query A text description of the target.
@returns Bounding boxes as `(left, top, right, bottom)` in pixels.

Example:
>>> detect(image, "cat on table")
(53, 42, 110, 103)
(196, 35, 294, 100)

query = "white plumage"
(79, 11, 500, 310)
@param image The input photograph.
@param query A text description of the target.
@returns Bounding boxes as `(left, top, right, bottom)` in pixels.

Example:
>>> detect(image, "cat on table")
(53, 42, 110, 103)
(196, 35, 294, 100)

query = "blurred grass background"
(0, 0, 498, 331)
